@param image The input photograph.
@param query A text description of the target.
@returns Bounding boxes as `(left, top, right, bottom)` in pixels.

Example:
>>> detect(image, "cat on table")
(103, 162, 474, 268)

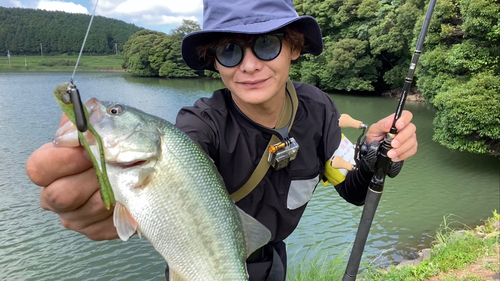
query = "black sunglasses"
(213, 34, 284, 68)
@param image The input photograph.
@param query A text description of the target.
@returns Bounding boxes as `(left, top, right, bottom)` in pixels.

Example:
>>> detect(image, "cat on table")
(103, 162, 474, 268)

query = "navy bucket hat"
(181, 0, 323, 71)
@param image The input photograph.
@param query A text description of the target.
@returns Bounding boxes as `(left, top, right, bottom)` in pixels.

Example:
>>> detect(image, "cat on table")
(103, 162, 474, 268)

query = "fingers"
(58, 190, 117, 241)
(388, 111, 417, 161)
(393, 110, 413, 132)
(28, 113, 118, 241)
(26, 143, 92, 187)
(366, 110, 418, 161)
(388, 127, 418, 161)
(40, 167, 99, 212)
(77, 216, 119, 241)
(38, 162, 118, 241)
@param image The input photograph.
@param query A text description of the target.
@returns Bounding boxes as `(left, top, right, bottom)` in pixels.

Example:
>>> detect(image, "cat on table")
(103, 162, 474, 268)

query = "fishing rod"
(342, 0, 437, 279)
(66, 0, 100, 133)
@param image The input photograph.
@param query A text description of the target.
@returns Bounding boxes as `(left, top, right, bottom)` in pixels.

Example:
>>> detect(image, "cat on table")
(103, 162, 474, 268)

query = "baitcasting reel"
(357, 137, 404, 178)
(332, 114, 404, 178)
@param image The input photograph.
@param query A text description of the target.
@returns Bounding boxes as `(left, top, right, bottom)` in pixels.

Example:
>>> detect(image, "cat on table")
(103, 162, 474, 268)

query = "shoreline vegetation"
(287, 211, 500, 281)
(0, 54, 427, 102)
(0, 55, 125, 73)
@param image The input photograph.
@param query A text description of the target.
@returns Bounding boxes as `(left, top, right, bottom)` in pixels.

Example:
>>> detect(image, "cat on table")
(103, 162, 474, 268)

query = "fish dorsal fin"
(169, 268, 189, 281)
(113, 202, 139, 241)
(236, 206, 272, 259)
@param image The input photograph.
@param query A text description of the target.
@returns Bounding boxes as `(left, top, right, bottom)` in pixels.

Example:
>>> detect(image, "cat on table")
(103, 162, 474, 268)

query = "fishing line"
(66, 0, 100, 132)
(72, 0, 100, 79)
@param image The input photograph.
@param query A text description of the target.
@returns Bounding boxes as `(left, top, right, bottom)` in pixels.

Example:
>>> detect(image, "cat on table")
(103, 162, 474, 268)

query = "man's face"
(214, 37, 300, 108)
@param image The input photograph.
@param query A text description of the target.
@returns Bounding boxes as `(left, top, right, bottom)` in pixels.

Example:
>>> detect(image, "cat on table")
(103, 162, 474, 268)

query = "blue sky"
(0, 0, 203, 33)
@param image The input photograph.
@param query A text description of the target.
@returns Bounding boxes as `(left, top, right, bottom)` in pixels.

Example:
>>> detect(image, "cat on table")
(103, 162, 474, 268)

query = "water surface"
(0, 72, 498, 280)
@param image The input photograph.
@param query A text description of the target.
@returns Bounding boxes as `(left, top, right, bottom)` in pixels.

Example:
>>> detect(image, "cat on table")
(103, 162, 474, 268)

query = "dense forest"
(0, 7, 143, 55)
(122, 0, 499, 156)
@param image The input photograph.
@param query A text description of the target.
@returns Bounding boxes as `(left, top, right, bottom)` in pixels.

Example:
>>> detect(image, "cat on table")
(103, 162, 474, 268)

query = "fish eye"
(107, 104, 123, 115)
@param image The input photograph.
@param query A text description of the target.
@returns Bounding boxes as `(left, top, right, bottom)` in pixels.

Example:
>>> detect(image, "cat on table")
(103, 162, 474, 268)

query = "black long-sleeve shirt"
(175, 81, 372, 242)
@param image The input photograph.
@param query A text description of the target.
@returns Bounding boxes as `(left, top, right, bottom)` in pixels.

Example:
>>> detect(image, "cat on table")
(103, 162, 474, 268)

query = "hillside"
(0, 7, 144, 56)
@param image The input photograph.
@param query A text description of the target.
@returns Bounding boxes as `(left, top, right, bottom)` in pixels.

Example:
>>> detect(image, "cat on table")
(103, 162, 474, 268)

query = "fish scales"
(54, 96, 270, 281)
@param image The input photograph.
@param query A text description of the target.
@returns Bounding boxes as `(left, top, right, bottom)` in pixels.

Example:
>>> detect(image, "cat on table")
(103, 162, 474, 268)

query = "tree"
(416, 0, 500, 155)
(154, 20, 201, 78)
(320, 38, 380, 91)
(0, 7, 143, 55)
(432, 73, 500, 155)
(122, 30, 165, 76)
(122, 20, 201, 78)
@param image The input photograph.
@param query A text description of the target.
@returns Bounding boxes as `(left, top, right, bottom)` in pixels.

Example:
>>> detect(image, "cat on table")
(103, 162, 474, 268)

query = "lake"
(0, 72, 498, 280)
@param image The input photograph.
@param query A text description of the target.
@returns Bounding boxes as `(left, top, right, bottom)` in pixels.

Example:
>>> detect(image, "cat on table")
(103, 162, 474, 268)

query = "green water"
(0, 72, 498, 280)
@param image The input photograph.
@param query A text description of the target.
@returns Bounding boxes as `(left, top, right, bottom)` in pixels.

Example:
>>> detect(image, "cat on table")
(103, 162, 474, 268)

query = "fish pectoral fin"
(113, 202, 139, 241)
(169, 269, 189, 281)
(236, 206, 272, 259)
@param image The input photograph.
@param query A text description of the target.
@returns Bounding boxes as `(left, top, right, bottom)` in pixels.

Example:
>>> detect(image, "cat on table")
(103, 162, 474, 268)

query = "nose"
(238, 47, 263, 73)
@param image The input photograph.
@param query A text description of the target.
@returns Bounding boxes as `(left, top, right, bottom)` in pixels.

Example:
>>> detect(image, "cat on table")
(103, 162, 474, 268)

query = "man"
(26, 0, 417, 280)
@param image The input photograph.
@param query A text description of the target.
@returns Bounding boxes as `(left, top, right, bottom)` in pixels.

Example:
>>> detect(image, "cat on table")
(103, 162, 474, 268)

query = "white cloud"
(140, 14, 198, 26)
(37, 0, 88, 14)
(98, 0, 202, 15)
(92, 0, 203, 32)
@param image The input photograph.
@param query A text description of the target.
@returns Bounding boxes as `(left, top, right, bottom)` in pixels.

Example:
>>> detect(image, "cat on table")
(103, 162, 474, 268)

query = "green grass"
(286, 243, 349, 281)
(285, 211, 499, 281)
(364, 211, 500, 281)
(0, 54, 125, 72)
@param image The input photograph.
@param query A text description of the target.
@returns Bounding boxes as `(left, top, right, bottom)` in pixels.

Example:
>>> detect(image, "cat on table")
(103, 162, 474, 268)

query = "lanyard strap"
(230, 79, 298, 202)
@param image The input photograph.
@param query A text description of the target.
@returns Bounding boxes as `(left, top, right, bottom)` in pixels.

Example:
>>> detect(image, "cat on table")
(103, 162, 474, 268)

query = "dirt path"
(425, 244, 499, 281)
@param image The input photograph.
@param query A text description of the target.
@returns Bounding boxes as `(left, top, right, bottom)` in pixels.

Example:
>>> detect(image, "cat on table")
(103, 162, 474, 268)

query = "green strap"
(230, 79, 298, 202)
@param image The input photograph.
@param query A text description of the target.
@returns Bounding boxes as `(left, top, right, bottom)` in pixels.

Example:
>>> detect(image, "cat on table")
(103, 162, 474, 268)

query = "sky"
(0, 0, 204, 33)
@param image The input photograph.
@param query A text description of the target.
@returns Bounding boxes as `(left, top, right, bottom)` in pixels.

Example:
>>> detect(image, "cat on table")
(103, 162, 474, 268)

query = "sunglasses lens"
(254, 35, 282, 61)
(215, 43, 243, 67)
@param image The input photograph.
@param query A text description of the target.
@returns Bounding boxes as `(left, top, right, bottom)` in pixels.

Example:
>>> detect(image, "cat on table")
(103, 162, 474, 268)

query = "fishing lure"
(53, 82, 115, 210)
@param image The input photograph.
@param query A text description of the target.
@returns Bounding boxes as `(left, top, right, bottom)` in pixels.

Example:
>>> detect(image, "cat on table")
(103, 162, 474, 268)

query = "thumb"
(366, 114, 395, 144)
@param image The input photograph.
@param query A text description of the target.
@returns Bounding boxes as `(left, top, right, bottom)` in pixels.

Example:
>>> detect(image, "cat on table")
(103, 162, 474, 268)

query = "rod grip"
(342, 190, 382, 281)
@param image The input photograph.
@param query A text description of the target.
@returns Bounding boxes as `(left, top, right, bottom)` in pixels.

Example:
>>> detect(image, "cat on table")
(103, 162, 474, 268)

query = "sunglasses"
(213, 34, 284, 68)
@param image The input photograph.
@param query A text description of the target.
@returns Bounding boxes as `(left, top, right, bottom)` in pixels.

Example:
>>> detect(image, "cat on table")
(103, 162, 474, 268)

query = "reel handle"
(339, 114, 367, 129)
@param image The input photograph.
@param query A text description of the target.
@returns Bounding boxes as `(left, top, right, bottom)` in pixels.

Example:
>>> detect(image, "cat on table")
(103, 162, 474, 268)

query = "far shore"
(0, 55, 125, 73)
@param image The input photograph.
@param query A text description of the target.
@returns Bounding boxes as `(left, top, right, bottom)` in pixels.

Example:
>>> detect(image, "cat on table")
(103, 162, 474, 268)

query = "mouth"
(239, 78, 268, 87)
(111, 159, 149, 169)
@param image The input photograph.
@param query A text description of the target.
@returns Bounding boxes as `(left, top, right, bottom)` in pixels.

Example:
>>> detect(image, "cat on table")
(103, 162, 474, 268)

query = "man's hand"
(365, 110, 417, 162)
(26, 115, 118, 240)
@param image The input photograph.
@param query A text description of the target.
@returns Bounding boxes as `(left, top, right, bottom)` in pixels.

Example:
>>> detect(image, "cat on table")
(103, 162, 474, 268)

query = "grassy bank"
(0, 55, 125, 72)
(286, 211, 500, 281)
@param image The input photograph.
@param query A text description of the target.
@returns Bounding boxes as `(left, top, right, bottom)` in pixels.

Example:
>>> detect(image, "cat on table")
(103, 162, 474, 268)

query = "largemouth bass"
(54, 95, 271, 281)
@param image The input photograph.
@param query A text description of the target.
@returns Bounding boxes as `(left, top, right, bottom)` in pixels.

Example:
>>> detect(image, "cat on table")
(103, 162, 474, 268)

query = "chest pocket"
(287, 175, 320, 210)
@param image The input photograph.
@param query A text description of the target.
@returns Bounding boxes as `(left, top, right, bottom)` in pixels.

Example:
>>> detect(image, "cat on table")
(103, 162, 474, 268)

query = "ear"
(290, 47, 301, 61)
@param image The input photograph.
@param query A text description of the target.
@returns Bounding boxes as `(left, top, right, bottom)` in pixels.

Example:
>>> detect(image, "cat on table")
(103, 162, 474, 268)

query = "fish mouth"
(111, 159, 149, 169)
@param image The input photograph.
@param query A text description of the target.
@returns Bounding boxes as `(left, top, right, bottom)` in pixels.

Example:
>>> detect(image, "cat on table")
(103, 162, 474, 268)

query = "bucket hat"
(181, 0, 323, 71)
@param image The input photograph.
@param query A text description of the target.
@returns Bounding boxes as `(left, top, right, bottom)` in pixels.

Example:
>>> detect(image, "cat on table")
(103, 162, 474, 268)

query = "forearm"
(333, 161, 373, 206)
